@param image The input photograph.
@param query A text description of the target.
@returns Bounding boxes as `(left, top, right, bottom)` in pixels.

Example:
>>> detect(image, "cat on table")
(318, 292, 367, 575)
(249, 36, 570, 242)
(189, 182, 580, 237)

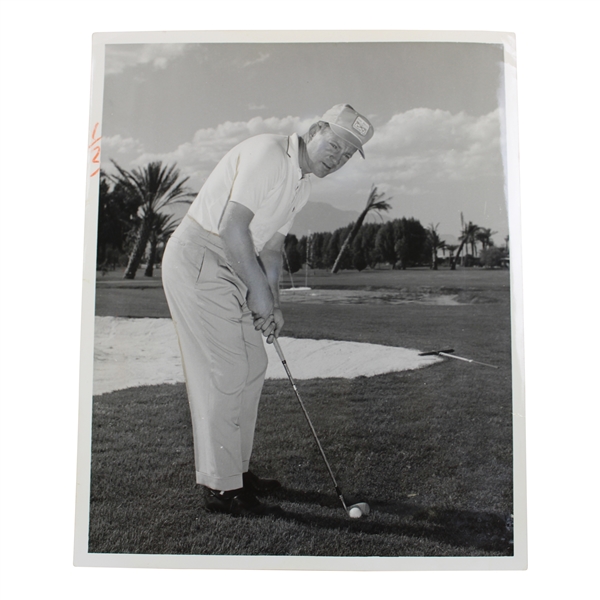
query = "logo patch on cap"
(352, 116, 370, 137)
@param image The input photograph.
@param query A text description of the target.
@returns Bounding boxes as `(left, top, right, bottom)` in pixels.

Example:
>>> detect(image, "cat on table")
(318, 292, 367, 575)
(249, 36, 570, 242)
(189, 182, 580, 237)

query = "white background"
(1, 0, 598, 597)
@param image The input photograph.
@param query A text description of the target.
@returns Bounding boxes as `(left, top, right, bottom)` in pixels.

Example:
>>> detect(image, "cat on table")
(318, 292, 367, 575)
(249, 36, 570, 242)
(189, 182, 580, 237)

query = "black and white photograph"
(73, 30, 525, 569)
(3, 0, 600, 596)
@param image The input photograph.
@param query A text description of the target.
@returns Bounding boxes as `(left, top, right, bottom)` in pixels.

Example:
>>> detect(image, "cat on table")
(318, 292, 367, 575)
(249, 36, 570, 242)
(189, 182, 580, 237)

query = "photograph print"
(75, 30, 525, 570)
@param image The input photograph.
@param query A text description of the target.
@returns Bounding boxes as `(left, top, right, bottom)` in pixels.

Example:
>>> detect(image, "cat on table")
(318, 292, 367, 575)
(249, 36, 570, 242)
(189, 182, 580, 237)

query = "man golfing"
(162, 104, 374, 516)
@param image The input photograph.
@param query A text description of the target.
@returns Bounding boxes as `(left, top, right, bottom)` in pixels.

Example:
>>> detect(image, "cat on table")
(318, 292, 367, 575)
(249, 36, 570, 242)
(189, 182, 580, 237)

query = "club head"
(348, 502, 370, 517)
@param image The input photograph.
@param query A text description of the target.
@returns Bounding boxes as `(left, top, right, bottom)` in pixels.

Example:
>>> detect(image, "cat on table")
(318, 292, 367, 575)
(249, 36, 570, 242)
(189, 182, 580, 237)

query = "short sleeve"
(277, 216, 295, 237)
(227, 138, 285, 214)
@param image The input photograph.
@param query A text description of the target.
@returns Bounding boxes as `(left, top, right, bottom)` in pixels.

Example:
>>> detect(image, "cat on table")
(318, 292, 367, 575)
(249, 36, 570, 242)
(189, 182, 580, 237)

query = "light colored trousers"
(162, 216, 268, 491)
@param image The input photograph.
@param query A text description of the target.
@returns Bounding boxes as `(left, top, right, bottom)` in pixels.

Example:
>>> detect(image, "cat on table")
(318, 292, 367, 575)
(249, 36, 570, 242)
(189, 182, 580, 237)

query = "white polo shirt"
(187, 133, 311, 253)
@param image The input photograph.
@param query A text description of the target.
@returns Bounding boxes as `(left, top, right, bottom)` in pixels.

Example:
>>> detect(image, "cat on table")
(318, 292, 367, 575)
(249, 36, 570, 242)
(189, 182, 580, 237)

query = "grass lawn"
(89, 267, 514, 557)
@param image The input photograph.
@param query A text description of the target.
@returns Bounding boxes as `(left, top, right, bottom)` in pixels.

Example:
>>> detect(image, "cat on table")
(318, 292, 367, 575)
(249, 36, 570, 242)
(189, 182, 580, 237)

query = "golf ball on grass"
(349, 506, 363, 518)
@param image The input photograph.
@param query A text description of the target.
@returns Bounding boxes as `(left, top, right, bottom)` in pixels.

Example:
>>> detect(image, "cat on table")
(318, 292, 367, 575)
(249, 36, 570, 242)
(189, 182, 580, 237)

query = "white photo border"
(74, 29, 525, 571)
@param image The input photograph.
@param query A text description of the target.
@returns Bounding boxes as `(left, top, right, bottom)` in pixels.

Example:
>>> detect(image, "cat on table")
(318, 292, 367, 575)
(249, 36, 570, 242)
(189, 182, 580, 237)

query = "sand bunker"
(93, 316, 440, 396)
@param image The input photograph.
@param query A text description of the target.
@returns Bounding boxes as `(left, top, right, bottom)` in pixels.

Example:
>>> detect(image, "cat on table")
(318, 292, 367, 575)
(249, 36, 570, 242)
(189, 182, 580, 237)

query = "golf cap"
(320, 104, 374, 158)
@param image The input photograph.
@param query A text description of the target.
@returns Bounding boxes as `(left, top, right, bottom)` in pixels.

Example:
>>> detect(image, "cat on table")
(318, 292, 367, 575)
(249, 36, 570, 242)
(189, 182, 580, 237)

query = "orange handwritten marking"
(89, 122, 101, 177)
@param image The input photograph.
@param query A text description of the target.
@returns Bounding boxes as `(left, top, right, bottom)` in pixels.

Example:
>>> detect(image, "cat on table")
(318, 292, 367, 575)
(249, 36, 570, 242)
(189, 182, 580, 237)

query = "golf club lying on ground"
(418, 348, 499, 369)
(272, 337, 370, 519)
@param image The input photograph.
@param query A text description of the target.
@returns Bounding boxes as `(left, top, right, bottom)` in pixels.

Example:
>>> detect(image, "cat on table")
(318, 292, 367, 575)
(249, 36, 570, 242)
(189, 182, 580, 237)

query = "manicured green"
(89, 267, 514, 556)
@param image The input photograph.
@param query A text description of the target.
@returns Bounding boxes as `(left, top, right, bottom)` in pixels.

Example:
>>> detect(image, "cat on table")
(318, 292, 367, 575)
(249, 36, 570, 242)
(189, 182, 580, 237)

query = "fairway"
(88, 267, 514, 557)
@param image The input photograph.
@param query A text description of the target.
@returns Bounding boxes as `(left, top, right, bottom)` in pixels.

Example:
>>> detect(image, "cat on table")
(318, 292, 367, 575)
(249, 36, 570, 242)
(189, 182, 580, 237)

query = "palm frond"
(109, 160, 194, 214)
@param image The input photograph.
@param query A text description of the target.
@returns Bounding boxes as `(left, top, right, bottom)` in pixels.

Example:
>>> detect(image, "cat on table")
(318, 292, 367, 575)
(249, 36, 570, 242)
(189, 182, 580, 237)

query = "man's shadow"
(269, 486, 513, 555)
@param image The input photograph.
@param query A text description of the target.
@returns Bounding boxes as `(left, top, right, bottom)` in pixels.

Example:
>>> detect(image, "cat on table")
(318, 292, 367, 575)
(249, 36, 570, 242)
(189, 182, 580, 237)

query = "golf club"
(419, 348, 499, 369)
(272, 338, 370, 519)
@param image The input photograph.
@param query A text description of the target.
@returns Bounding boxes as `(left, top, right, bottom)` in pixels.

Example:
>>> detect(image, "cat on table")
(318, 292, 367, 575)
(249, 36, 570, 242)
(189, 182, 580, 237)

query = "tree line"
(284, 195, 508, 274)
(97, 160, 509, 279)
(284, 217, 430, 273)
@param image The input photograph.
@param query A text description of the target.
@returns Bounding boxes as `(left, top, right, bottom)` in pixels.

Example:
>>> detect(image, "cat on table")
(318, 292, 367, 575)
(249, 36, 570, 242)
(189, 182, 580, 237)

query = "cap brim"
(329, 123, 366, 159)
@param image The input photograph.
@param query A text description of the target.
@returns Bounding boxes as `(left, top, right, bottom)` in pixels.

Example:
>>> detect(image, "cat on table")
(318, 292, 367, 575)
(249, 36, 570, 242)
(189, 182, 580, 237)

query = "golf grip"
(272, 338, 345, 506)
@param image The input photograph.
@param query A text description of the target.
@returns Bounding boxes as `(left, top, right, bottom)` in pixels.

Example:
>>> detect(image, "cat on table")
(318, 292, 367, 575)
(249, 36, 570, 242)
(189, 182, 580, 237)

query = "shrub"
(479, 246, 507, 268)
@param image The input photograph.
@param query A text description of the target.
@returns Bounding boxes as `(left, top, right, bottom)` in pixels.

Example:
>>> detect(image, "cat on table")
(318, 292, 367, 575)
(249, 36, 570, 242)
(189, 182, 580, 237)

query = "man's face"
(305, 123, 358, 178)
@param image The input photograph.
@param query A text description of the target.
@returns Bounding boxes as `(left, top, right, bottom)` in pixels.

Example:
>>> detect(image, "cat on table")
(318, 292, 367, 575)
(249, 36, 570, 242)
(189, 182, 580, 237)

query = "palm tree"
(427, 223, 446, 270)
(110, 160, 195, 279)
(451, 213, 480, 270)
(465, 222, 481, 257)
(476, 227, 497, 252)
(144, 212, 180, 277)
(331, 185, 392, 273)
(97, 172, 141, 269)
(445, 243, 458, 263)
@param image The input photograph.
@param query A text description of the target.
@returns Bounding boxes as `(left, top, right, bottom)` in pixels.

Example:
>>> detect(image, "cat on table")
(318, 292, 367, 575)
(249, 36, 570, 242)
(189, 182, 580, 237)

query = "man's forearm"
(219, 205, 274, 319)
(258, 247, 283, 307)
(221, 226, 271, 296)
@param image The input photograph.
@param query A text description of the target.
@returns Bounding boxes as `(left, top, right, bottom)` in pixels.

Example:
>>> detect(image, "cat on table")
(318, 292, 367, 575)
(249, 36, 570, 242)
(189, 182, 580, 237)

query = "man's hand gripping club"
(246, 288, 283, 344)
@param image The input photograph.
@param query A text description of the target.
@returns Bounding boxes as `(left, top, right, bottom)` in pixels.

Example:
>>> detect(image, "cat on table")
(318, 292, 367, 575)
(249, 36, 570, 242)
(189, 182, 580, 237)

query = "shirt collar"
(287, 133, 306, 180)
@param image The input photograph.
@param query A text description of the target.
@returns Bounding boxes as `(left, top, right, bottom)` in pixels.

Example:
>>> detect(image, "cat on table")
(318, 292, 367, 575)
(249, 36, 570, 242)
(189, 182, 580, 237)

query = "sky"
(101, 41, 508, 243)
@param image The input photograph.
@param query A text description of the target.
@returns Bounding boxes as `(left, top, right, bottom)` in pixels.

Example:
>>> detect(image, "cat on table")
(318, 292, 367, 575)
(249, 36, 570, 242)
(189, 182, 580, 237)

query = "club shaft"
(438, 352, 499, 369)
(273, 339, 348, 511)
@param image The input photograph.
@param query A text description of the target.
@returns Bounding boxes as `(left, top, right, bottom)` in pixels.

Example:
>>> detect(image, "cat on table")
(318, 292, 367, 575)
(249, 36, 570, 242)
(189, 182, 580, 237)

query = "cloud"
(367, 108, 502, 183)
(102, 109, 503, 220)
(105, 44, 188, 75)
(305, 108, 504, 218)
(240, 52, 270, 68)
(102, 135, 144, 155)
(129, 115, 317, 190)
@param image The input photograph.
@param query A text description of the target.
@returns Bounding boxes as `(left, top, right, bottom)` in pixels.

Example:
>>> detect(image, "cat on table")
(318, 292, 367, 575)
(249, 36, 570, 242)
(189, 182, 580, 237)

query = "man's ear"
(308, 121, 328, 140)
(307, 122, 320, 140)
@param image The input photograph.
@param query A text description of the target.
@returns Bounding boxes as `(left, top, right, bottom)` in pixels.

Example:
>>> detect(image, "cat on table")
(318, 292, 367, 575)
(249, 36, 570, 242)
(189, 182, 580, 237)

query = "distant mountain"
(289, 201, 360, 238)
(439, 233, 459, 246)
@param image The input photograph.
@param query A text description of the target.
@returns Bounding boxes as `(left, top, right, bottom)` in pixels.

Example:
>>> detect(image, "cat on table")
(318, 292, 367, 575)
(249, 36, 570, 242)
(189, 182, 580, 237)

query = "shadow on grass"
(273, 487, 513, 555)
(88, 335, 514, 557)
